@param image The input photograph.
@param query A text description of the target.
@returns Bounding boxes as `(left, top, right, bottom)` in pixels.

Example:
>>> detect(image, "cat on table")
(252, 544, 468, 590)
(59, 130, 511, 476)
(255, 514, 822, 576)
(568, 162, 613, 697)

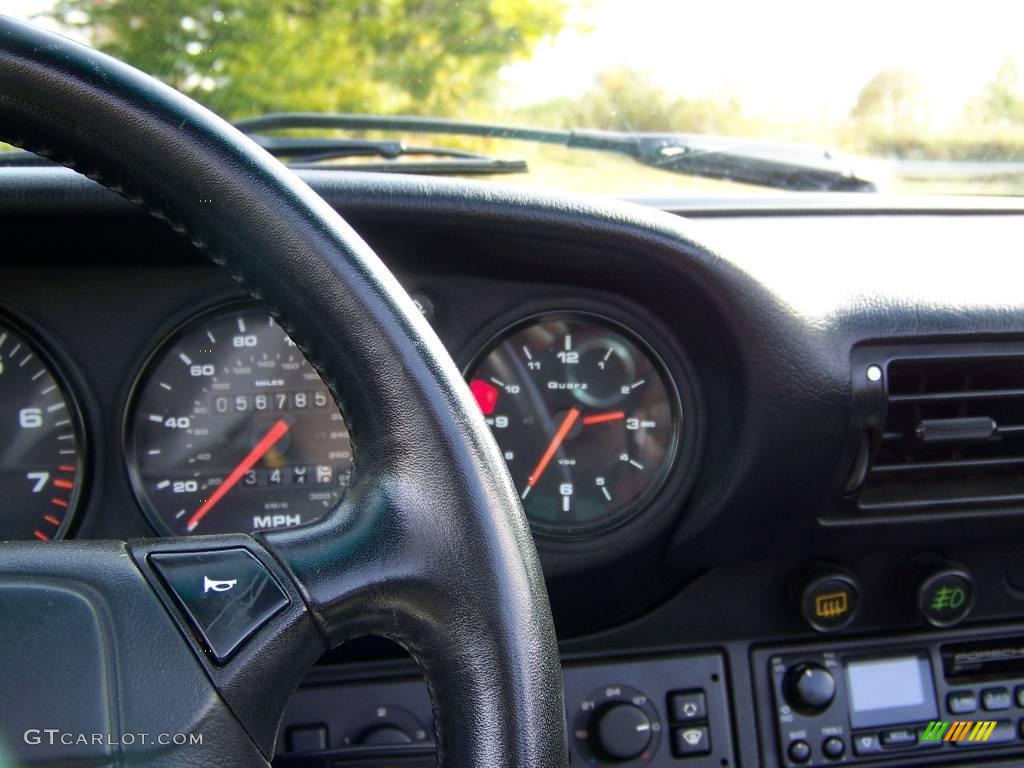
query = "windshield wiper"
(245, 133, 527, 176)
(235, 113, 876, 192)
(0, 134, 528, 176)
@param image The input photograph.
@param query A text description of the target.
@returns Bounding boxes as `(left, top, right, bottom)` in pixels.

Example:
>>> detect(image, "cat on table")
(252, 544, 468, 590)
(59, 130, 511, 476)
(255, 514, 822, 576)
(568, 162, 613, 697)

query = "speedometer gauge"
(0, 318, 86, 540)
(466, 313, 680, 537)
(126, 303, 351, 536)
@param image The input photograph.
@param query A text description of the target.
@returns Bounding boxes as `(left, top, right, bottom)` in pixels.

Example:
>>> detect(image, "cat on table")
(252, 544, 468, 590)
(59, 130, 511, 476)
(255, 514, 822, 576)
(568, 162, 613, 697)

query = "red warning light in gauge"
(469, 378, 500, 416)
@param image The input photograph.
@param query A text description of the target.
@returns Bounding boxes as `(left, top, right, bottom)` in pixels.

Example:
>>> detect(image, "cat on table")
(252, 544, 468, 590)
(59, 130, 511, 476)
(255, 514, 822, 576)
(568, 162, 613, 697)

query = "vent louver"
(858, 353, 1024, 514)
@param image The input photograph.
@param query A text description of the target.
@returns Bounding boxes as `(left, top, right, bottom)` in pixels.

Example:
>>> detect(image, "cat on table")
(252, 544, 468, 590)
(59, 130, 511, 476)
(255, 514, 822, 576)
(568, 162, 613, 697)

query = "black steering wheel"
(0, 16, 565, 768)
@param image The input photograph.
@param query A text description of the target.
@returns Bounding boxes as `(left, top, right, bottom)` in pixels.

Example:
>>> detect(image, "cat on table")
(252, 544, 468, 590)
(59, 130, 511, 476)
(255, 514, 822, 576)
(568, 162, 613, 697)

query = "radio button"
(982, 687, 1011, 711)
(787, 739, 811, 764)
(947, 690, 978, 714)
(852, 732, 883, 756)
(951, 719, 1013, 746)
(880, 728, 917, 748)
(822, 736, 845, 759)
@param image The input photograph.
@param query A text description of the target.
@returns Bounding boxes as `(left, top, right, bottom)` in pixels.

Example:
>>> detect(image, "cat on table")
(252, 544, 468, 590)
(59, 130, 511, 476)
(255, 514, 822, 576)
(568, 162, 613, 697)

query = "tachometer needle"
(186, 418, 290, 532)
(527, 408, 580, 488)
(581, 410, 625, 426)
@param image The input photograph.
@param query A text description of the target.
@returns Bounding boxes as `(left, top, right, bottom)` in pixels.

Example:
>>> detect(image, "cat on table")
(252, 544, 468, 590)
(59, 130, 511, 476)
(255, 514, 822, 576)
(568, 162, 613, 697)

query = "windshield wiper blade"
(0, 136, 527, 177)
(285, 157, 528, 175)
(234, 113, 876, 192)
(244, 133, 527, 175)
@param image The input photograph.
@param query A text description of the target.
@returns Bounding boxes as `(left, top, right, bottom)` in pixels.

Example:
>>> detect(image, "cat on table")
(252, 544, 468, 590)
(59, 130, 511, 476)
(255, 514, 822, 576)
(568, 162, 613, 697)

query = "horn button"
(149, 548, 289, 663)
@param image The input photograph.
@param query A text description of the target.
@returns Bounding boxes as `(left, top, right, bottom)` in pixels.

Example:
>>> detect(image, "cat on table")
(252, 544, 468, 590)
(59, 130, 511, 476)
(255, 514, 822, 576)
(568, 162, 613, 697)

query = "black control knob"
(593, 703, 652, 761)
(783, 663, 836, 714)
(358, 725, 413, 746)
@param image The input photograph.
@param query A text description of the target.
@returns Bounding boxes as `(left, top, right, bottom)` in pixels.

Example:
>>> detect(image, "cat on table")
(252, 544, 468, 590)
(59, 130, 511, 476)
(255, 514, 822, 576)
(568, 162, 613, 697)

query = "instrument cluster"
(0, 299, 698, 542)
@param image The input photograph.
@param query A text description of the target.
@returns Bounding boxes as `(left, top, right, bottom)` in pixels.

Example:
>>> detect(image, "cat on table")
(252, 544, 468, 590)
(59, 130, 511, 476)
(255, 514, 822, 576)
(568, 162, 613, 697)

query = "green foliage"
(49, 0, 568, 119)
(967, 58, 1024, 126)
(848, 67, 928, 133)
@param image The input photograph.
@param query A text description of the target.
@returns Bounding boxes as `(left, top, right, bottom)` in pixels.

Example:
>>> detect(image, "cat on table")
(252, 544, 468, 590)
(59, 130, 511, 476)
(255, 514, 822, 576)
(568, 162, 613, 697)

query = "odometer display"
(467, 313, 679, 537)
(126, 304, 351, 536)
(0, 319, 86, 540)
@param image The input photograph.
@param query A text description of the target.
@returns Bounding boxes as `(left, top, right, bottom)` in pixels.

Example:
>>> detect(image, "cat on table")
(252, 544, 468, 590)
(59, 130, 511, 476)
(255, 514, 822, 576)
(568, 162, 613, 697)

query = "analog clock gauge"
(466, 313, 680, 537)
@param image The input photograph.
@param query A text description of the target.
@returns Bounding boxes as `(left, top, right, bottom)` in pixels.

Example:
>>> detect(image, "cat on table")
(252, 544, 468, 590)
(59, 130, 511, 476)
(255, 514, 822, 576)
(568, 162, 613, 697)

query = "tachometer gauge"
(126, 303, 351, 536)
(466, 313, 680, 537)
(0, 318, 86, 540)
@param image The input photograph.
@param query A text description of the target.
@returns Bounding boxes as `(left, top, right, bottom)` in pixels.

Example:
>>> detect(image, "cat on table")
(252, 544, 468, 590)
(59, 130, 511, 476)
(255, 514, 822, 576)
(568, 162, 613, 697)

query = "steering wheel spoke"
(0, 535, 297, 766)
(0, 14, 566, 767)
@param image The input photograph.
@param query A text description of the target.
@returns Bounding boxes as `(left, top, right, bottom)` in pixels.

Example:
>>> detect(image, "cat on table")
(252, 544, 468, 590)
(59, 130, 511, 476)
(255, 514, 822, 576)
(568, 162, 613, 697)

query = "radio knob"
(783, 663, 836, 714)
(592, 703, 652, 761)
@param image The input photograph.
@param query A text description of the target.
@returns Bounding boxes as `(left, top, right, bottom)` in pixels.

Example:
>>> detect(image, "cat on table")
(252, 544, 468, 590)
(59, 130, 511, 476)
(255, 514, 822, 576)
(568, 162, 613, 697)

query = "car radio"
(759, 633, 1024, 767)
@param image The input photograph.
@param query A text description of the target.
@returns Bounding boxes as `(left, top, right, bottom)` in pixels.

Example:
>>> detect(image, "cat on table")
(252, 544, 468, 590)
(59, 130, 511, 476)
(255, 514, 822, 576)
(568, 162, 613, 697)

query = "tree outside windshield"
(9, 0, 1024, 196)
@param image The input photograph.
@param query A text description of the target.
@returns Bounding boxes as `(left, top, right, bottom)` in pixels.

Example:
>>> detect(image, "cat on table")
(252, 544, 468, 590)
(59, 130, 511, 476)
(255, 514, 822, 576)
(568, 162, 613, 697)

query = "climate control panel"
(274, 651, 735, 767)
(564, 654, 733, 767)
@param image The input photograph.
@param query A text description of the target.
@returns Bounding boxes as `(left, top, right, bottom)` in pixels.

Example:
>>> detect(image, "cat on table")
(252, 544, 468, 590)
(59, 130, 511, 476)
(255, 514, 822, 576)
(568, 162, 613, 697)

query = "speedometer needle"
(186, 418, 290, 532)
(527, 408, 580, 488)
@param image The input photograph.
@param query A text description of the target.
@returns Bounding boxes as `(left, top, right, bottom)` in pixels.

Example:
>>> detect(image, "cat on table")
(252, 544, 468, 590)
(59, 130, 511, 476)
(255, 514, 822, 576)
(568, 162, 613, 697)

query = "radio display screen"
(845, 655, 937, 729)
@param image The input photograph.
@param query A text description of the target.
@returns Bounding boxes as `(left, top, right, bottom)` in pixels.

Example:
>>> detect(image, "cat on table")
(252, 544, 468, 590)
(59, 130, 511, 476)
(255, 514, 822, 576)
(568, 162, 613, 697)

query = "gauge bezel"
(462, 308, 692, 540)
(0, 305, 90, 541)
(123, 297, 350, 537)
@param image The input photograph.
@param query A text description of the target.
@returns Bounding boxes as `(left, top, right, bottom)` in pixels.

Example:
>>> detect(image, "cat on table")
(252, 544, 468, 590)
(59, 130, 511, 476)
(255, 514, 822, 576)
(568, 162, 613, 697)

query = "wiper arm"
(0, 135, 527, 177)
(234, 113, 876, 192)
(246, 133, 527, 176)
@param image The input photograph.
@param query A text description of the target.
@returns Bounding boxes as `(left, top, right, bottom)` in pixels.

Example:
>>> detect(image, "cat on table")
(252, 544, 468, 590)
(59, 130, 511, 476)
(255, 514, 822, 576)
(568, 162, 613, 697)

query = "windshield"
(7, 0, 1024, 197)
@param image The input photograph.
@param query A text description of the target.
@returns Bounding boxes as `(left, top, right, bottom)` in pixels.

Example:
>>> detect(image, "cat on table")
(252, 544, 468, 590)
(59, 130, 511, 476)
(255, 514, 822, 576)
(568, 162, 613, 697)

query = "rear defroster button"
(792, 564, 859, 633)
(149, 547, 289, 663)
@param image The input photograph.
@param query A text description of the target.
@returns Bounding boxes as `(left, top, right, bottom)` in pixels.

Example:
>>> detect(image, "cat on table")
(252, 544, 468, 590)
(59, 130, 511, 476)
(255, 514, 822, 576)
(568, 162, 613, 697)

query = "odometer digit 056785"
(126, 303, 351, 536)
(0, 318, 86, 540)
(467, 313, 680, 537)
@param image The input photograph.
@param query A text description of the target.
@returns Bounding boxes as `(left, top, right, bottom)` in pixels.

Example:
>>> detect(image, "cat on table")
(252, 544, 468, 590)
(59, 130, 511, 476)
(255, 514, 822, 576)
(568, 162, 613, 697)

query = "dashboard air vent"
(857, 352, 1024, 515)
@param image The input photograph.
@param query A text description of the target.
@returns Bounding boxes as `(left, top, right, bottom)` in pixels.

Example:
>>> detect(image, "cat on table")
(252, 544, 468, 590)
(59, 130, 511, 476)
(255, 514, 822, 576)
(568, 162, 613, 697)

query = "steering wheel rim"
(0, 15, 565, 768)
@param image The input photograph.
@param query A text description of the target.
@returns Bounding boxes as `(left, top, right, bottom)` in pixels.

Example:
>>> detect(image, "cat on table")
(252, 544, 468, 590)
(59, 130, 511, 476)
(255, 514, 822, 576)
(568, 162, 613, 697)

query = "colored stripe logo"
(920, 720, 997, 742)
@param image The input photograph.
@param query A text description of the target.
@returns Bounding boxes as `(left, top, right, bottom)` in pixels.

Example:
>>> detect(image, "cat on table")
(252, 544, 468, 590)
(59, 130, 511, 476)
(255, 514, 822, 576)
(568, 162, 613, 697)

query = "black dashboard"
(6, 166, 1024, 768)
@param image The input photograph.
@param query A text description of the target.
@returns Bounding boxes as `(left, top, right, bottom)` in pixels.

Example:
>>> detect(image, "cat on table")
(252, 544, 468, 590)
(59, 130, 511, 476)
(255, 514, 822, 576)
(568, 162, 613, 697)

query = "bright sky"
(7, 0, 1024, 128)
(500, 0, 1024, 126)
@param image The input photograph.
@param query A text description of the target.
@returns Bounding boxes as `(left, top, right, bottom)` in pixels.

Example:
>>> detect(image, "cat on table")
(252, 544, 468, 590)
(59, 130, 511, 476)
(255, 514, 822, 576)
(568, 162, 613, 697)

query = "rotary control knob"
(593, 703, 652, 761)
(342, 706, 429, 749)
(358, 725, 413, 746)
(573, 685, 661, 765)
(783, 663, 836, 714)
